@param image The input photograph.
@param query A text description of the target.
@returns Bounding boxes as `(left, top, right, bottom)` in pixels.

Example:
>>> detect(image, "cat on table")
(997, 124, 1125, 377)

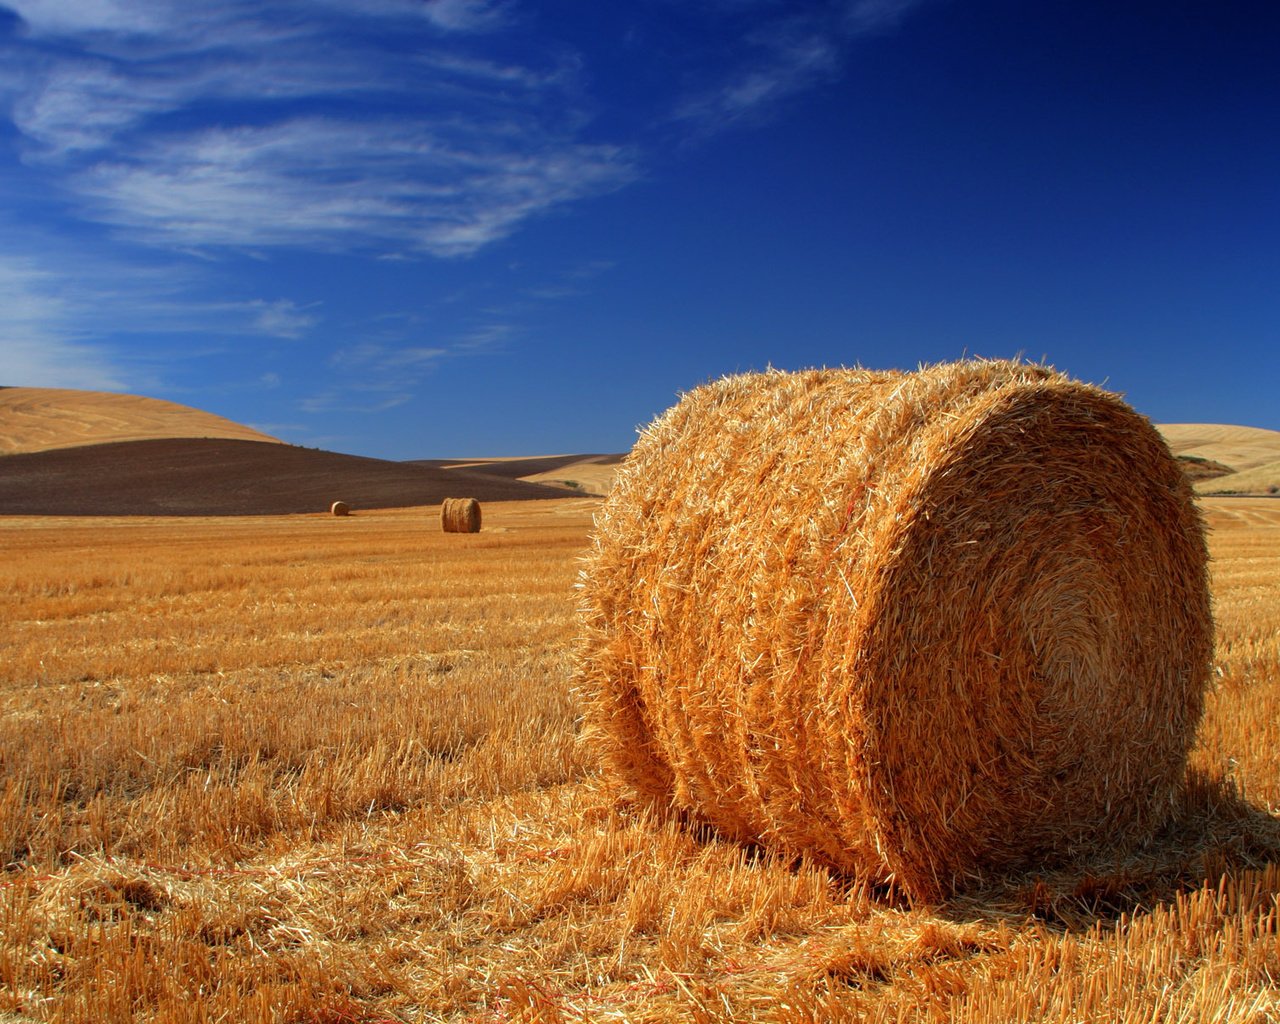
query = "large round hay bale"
(330, 501, 350, 516)
(577, 360, 1211, 901)
(441, 497, 481, 533)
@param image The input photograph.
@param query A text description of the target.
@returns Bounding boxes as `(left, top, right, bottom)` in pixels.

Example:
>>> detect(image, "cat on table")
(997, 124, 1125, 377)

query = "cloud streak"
(2, 0, 931, 262)
(0, 238, 323, 389)
(70, 118, 631, 257)
(0, 254, 128, 389)
(673, 0, 930, 130)
(2, 1, 636, 257)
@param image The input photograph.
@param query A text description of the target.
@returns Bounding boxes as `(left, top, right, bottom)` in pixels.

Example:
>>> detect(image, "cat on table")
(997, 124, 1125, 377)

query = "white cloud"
(1, 1, 631, 258)
(674, 0, 928, 129)
(419, 0, 511, 32)
(6, 0, 510, 37)
(3, 0, 175, 36)
(71, 118, 633, 256)
(675, 31, 840, 127)
(248, 299, 318, 339)
(0, 239, 325, 393)
(298, 386, 414, 414)
(383, 346, 449, 367)
(0, 255, 129, 389)
(844, 0, 930, 34)
(309, 320, 510, 413)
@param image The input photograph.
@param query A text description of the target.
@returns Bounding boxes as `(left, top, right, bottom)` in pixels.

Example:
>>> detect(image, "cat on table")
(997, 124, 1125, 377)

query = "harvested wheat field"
(2, 496, 1279, 1023)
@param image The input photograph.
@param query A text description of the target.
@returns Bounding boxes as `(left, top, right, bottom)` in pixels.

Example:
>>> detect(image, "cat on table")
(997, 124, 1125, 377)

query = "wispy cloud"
(419, 0, 511, 32)
(66, 118, 630, 257)
(4, 0, 509, 38)
(0, 254, 128, 389)
(0, 0, 934, 421)
(248, 299, 318, 339)
(674, 0, 929, 129)
(2, 1, 635, 257)
(844, 0, 933, 34)
(0, 238, 322, 389)
(304, 316, 518, 413)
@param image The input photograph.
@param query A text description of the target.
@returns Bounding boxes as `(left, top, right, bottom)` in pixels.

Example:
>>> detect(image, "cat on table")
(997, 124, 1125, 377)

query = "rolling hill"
(0, 386, 283, 454)
(5, 387, 1278, 514)
(1157, 423, 1280, 495)
(0, 438, 573, 516)
(413, 453, 625, 497)
(0, 387, 574, 515)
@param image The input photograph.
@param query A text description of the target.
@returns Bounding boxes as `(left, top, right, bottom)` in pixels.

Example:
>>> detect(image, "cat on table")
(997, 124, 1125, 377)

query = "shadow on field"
(944, 770, 1280, 932)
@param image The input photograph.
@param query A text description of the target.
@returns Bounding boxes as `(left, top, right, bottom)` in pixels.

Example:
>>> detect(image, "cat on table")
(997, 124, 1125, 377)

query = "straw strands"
(577, 360, 1213, 902)
(441, 497, 482, 533)
(330, 501, 350, 517)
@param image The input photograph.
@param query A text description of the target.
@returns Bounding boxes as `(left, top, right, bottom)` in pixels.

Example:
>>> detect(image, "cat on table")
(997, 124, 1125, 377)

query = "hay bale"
(330, 501, 350, 517)
(577, 360, 1212, 901)
(441, 497, 481, 533)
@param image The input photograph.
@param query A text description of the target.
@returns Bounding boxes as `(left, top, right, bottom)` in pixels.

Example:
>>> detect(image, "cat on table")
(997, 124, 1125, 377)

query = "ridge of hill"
(0, 386, 282, 454)
(413, 453, 625, 496)
(0, 438, 571, 516)
(1157, 423, 1280, 473)
(1157, 423, 1280, 496)
(5, 387, 1279, 513)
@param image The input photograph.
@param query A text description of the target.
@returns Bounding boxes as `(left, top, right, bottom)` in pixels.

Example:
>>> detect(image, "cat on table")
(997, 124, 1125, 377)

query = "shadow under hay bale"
(577, 360, 1213, 903)
(330, 501, 350, 516)
(941, 771, 1280, 931)
(441, 497, 481, 533)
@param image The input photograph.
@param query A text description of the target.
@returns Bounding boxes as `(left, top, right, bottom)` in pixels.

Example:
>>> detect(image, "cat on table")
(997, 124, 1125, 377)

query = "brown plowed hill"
(0, 438, 572, 516)
(0, 387, 282, 454)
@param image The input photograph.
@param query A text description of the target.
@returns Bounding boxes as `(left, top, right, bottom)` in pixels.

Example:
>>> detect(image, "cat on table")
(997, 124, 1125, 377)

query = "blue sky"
(1, 0, 1277, 458)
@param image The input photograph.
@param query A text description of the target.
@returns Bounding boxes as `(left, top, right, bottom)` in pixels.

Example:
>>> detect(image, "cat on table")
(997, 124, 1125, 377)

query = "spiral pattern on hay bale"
(441, 497, 481, 533)
(577, 360, 1212, 901)
(330, 501, 350, 517)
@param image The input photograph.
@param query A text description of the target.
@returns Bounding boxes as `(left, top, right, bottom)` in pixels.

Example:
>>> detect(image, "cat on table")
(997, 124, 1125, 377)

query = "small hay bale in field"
(577, 359, 1212, 902)
(441, 497, 481, 533)
(330, 501, 350, 516)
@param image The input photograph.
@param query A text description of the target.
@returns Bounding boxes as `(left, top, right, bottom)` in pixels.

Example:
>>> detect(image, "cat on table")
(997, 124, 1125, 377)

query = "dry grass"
(1, 497, 1278, 1022)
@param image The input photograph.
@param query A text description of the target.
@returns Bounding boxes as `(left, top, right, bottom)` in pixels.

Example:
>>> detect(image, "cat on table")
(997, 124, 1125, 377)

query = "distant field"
(417, 454, 626, 497)
(0, 387, 594, 513)
(6, 388, 1280, 506)
(1, 497, 1278, 1022)
(0, 437, 574, 516)
(1159, 423, 1280, 495)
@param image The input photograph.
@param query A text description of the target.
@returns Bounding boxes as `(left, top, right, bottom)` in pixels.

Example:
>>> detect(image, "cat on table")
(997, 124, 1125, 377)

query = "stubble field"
(2, 497, 1279, 1023)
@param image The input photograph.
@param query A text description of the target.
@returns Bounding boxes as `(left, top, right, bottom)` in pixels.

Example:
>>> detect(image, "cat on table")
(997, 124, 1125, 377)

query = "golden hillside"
(0, 386, 282, 454)
(422, 453, 625, 496)
(1158, 424, 1280, 495)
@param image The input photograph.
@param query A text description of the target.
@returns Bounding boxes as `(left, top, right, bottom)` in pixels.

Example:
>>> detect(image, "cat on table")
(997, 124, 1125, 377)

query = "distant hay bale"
(577, 360, 1212, 901)
(441, 497, 481, 533)
(330, 501, 350, 517)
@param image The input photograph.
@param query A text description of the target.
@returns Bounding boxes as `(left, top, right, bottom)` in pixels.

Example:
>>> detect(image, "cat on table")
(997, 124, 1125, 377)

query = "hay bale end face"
(577, 360, 1212, 901)
(330, 501, 350, 516)
(441, 497, 481, 533)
